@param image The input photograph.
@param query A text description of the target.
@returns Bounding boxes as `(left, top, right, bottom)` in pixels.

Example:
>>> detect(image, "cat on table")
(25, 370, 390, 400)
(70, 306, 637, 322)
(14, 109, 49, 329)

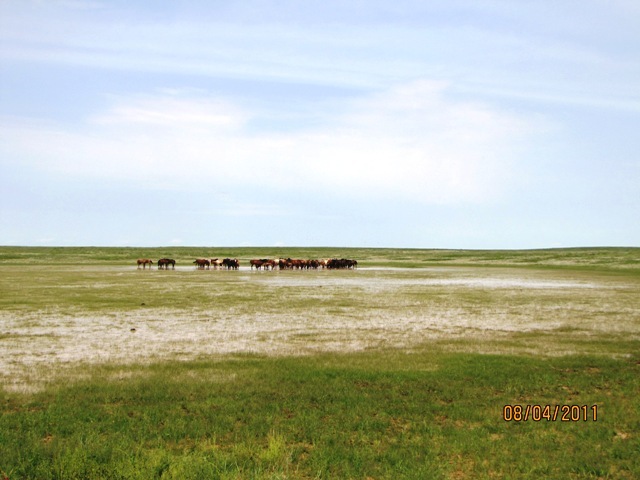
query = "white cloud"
(91, 95, 246, 128)
(1, 81, 534, 205)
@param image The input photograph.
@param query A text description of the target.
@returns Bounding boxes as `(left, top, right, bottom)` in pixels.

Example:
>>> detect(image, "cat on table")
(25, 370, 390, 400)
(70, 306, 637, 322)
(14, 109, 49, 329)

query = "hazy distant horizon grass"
(1, 245, 638, 268)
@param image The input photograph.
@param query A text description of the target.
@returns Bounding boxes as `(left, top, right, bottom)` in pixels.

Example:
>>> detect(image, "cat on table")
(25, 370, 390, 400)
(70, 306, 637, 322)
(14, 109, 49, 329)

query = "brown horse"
(250, 259, 266, 270)
(158, 258, 175, 270)
(193, 258, 210, 270)
(263, 259, 277, 270)
(137, 258, 153, 269)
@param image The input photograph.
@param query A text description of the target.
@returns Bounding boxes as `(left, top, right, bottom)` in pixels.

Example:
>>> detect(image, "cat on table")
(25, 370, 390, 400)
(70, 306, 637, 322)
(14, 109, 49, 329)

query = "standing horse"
(222, 258, 239, 270)
(137, 259, 153, 269)
(263, 259, 277, 270)
(250, 259, 265, 270)
(158, 258, 176, 270)
(193, 258, 210, 270)
(210, 258, 224, 269)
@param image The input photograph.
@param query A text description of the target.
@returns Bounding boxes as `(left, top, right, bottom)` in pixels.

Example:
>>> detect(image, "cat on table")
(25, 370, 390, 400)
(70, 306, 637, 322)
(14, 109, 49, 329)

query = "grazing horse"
(137, 258, 153, 269)
(193, 258, 210, 270)
(326, 258, 358, 269)
(158, 258, 175, 270)
(250, 259, 266, 270)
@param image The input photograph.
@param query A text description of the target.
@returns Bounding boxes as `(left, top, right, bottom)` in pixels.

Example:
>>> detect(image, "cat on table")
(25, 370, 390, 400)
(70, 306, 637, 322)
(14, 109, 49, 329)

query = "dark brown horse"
(158, 258, 176, 270)
(222, 258, 239, 270)
(137, 258, 153, 269)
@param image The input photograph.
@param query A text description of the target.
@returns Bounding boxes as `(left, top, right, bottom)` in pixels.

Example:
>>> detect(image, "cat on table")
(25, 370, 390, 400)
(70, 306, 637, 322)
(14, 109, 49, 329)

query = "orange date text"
(503, 404, 598, 422)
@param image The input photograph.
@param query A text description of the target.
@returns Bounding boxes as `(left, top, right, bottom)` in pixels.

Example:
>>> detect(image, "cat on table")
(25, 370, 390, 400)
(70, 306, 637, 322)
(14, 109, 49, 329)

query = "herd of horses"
(136, 257, 358, 270)
(193, 258, 239, 270)
(136, 258, 178, 269)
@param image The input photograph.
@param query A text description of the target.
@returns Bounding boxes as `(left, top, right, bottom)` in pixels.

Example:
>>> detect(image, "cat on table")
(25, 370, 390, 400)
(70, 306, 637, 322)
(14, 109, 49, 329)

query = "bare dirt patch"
(2, 266, 639, 392)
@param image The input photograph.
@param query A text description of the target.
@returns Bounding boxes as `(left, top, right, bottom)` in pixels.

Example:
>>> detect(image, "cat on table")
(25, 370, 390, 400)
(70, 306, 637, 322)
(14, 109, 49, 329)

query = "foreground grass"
(1, 350, 639, 479)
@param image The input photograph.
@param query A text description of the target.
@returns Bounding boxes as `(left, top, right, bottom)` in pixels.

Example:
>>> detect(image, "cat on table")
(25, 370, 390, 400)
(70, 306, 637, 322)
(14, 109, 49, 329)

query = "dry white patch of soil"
(1, 268, 638, 392)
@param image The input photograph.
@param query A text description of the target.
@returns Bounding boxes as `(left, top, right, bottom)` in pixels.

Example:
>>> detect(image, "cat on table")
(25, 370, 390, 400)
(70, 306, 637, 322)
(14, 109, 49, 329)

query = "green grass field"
(1, 247, 639, 479)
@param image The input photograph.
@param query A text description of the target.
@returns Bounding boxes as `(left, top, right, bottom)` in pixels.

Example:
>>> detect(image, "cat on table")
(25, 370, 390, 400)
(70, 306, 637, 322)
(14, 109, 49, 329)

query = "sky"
(1, 0, 639, 249)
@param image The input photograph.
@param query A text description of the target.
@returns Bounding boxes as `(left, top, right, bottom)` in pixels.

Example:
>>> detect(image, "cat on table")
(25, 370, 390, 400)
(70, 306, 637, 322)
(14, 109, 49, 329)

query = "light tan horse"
(137, 258, 154, 269)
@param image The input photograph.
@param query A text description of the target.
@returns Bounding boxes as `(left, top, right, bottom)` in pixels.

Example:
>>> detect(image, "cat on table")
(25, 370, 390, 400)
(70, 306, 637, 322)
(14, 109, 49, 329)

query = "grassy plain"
(1, 246, 639, 479)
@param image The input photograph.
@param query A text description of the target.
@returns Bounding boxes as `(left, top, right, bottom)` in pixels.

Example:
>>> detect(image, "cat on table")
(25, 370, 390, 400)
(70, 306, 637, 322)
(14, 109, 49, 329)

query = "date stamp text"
(503, 404, 598, 422)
